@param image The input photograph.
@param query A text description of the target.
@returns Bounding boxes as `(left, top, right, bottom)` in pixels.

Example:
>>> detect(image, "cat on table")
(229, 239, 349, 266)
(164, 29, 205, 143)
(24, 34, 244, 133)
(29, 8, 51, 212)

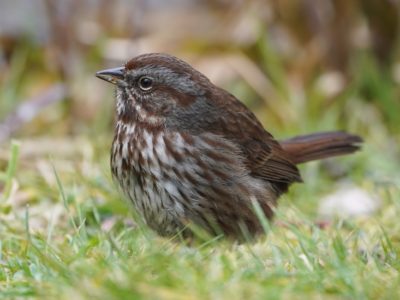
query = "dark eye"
(138, 76, 153, 91)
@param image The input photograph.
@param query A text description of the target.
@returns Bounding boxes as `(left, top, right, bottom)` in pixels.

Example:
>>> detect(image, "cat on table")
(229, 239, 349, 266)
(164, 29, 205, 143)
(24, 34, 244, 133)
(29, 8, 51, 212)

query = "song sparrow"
(96, 53, 362, 239)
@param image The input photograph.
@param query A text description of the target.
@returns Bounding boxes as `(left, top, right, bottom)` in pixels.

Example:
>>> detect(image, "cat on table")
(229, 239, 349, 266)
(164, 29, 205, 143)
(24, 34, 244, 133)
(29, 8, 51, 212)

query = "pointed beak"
(95, 67, 125, 86)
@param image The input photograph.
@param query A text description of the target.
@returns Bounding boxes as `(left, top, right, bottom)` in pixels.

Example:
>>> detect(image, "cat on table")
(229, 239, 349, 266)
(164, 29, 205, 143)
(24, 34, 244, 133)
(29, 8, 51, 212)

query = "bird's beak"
(95, 67, 125, 86)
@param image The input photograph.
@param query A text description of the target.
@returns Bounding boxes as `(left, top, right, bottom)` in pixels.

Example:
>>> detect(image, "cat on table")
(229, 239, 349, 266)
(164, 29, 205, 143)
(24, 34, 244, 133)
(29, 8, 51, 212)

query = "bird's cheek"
(159, 102, 174, 115)
(143, 92, 172, 114)
(174, 91, 195, 107)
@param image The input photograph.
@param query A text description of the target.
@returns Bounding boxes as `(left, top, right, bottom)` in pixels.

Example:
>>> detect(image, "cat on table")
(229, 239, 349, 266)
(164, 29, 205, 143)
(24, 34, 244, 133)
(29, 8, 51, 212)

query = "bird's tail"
(280, 131, 363, 164)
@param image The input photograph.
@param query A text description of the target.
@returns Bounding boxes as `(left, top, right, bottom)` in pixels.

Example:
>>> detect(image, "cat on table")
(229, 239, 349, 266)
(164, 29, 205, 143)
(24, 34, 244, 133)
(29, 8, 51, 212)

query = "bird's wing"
(214, 90, 302, 184)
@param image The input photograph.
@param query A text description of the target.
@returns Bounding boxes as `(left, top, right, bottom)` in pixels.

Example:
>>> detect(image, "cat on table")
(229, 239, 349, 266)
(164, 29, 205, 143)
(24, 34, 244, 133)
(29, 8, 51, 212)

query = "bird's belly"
(118, 170, 187, 235)
(111, 137, 187, 235)
(111, 129, 275, 238)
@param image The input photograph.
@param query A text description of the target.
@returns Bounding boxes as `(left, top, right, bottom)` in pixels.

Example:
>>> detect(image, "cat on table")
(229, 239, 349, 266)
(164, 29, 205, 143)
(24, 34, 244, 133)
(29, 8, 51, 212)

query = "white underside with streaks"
(111, 118, 273, 237)
(112, 121, 190, 236)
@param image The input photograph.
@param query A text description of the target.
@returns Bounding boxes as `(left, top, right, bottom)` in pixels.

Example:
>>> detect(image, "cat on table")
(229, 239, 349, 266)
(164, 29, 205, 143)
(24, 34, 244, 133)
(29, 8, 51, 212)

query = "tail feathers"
(280, 131, 363, 164)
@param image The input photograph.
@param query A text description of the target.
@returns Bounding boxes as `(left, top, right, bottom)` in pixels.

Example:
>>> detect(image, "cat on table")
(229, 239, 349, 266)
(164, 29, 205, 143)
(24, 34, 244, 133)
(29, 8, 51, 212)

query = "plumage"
(96, 53, 362, 240)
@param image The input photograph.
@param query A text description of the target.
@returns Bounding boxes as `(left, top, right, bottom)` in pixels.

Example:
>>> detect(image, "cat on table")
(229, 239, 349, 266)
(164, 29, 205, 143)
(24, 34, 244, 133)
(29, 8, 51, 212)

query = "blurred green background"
(1, 1, 400, 299)
(1, 0, 400, 140)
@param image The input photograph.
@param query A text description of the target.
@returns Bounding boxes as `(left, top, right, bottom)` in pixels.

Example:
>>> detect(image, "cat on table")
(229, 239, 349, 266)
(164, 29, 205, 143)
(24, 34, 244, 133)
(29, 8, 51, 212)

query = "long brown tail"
(280, 131, 363, 164)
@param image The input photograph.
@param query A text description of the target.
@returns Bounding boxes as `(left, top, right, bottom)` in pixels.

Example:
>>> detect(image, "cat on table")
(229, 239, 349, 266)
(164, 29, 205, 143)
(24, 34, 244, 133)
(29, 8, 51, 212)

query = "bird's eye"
(138, 76, 153, 91)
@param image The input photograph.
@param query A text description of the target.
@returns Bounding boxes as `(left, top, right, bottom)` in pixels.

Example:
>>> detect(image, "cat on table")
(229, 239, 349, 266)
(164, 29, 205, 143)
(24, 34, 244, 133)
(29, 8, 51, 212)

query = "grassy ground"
(0, 133, 399, 300)
(1, 14, 400, 299)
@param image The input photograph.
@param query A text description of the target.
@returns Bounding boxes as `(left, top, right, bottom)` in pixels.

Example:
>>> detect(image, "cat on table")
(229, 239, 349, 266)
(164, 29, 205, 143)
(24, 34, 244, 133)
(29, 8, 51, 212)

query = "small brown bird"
(96, 53, 362, 240)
